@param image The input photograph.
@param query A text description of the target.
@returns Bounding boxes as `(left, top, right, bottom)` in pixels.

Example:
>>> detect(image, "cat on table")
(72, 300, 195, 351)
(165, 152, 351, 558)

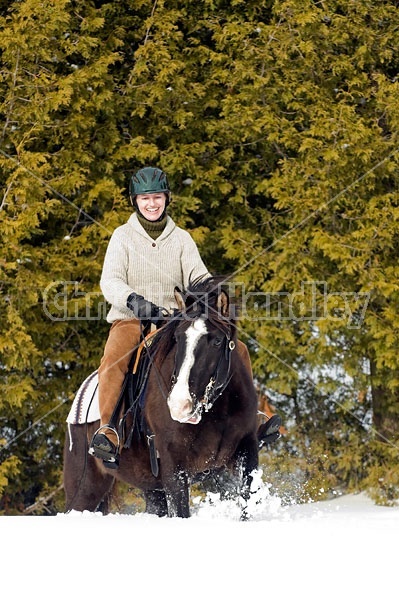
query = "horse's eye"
(213, 337, 223, 347)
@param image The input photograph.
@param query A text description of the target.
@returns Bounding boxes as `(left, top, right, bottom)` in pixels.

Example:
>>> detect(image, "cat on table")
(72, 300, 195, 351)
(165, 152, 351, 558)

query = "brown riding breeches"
(98, 319, 143, 430)
(98, 319, 253, 433)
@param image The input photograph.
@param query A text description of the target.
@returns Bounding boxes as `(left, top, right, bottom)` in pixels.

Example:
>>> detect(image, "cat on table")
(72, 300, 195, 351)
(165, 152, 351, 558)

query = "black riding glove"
(127, 292, 167, 324)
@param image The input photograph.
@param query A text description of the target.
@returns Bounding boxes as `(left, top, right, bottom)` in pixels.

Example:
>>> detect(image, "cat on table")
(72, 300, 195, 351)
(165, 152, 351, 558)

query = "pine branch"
(23, 484, 64, 515)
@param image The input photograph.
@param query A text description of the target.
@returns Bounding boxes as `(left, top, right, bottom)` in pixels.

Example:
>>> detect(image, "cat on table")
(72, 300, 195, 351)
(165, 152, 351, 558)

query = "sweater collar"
(128, 212, 176, 242)
(136, 211, 168, 239)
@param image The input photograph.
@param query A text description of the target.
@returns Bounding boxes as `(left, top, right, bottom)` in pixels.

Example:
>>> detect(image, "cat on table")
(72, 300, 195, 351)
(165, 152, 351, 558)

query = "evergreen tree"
(0, 0, 124, 512)
(218, 0, 399, 504)
(1, 0, 399, 512)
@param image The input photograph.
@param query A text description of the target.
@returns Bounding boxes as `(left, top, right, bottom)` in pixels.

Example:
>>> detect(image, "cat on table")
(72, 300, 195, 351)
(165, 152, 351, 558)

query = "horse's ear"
(217, 290, 229, 317)
(174, 287, 186, 312)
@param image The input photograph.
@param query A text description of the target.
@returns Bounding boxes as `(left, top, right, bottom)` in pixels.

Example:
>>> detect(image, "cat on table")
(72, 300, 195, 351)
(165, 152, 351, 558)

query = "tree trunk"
(370, 359, 399, 442)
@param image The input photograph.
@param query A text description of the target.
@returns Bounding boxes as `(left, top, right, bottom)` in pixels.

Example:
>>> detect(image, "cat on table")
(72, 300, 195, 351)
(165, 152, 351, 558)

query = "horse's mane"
(152, 275, 237, 364)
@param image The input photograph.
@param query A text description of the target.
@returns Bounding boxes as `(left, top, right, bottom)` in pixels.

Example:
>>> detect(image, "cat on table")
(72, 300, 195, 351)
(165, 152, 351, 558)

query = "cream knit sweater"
(100, 212, 210, 322)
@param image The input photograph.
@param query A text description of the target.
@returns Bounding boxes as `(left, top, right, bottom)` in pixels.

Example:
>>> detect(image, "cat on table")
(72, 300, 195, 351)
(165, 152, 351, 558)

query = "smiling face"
(135, 192, 167, 221)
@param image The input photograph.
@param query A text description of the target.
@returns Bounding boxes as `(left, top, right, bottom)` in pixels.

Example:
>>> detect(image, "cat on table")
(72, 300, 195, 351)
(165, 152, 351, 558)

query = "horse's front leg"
(143, 489, 168, 517)
(234, 434, 259, 519)
(162, 467, 191, 518)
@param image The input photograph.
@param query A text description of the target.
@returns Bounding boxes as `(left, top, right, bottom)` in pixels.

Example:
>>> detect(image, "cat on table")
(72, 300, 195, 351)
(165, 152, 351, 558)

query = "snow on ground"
(2, 477, 398, 600)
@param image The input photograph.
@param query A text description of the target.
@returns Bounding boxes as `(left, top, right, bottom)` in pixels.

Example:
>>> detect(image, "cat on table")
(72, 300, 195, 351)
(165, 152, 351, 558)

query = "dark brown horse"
(63, 277, 266, 518)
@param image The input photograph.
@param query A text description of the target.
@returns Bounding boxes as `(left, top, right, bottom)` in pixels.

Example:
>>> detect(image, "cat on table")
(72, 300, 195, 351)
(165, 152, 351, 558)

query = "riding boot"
(92, 319, 142, 457)
(89, 426, 120, 466)
(257, 414, 282, 447)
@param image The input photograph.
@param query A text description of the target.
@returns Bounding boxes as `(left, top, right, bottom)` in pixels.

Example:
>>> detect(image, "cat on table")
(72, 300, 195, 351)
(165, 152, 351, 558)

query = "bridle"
(170, 319, 236, 422)
(202, 328, 236, 410)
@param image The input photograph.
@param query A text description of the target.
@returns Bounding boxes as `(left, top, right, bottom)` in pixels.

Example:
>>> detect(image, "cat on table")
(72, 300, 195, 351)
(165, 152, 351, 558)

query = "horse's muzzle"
(167, 395, 202, 425)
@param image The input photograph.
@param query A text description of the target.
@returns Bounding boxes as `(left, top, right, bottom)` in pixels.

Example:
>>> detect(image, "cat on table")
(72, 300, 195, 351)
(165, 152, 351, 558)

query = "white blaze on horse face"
(167, 318, 208, 423)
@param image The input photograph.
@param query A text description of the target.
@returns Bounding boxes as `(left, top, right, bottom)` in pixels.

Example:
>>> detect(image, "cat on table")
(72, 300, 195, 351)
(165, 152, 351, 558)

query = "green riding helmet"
(129, 166, 171, 206)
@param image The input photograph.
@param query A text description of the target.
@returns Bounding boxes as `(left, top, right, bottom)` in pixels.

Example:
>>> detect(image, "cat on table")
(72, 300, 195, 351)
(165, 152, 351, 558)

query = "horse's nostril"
(167, 393, 194, 422)
(180, 399, 192, 413)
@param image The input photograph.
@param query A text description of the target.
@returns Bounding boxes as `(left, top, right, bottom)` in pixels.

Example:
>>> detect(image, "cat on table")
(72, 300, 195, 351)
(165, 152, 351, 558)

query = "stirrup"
(89, 425, 120, 466)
